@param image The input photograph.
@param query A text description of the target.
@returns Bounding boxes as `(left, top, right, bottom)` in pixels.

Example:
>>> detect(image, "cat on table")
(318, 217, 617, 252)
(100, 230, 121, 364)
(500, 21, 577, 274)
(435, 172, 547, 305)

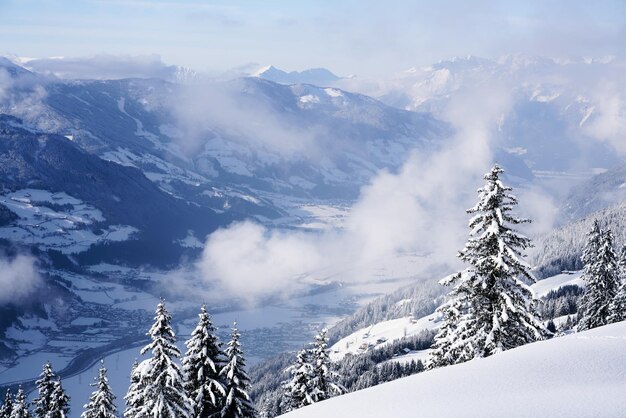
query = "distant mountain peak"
(251, 65, 342, 86)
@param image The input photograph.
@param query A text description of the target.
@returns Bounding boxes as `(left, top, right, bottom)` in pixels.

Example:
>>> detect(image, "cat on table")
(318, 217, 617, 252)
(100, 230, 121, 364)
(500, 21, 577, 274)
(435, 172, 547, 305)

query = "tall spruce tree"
(10, 387, 31, 418)
(579, 226, 622, 330)
(183, 305, 226, 418)
(608, 243, 626, 324)
(219, 323, 255, 418)
(282, 348, 315, 411)
(129, 300, 192, 418)
(308, 329, 344, 403)
(33, 362, 58, 418)
(429, 165, 545, 367)
(82, 360, 117, 418)
(0, 388, 13, 418)
(428, 293, 467, 368)
(608, 281, 626, 324)
(123, 361, 142, 418)
(581, 220, 604, 274)
(618, 244, 626, 275)
(48, 380, 70, 418)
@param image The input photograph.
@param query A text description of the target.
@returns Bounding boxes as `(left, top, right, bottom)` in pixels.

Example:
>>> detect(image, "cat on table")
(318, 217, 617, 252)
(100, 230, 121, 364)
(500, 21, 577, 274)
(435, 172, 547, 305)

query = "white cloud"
(516, 187, 560, 237)
(171, 81, 323, 156)
(583, 85, 626, 155)
(167, 80, 524, 304)
(0, 68, 10, 102)
(196, 222, 328, 300)
(0, 255, 42, 305)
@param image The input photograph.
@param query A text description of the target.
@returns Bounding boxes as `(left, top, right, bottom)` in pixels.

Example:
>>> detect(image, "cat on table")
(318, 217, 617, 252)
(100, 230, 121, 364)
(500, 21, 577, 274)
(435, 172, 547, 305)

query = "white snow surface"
(0, 189, 137, 253)
(531, 271, 584, 298)
(284, 322, 626, 418)
(329, 313, 439, 362)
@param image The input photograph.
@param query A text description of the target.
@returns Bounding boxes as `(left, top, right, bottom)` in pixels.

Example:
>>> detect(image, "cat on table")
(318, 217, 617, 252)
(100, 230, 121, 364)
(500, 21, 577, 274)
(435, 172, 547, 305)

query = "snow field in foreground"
(284, 322, 626, 418)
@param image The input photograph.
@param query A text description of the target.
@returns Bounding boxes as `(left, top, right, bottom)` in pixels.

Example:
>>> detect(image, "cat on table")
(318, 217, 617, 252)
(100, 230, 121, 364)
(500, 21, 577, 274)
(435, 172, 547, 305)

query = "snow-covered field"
(0, 189, 137, 253)
(284, 322, 626, 418)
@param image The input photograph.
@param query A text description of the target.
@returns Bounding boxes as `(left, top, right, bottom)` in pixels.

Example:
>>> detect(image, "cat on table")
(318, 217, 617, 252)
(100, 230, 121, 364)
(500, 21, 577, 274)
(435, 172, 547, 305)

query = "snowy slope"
(284, 322, 626, 418)
(328, 272, 579, 362)
(562, 162, 626, 221)
(531, 199, 626, 278)
(530, 271, 584, 298)
(329, 313, 438, 362)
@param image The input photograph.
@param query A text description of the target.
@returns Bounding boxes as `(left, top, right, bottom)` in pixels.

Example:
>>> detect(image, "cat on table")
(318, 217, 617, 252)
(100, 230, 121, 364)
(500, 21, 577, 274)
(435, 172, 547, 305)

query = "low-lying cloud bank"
(166, 81, 558, 304)
(20, 54, 180, 81)
(0, 254, 42, 305)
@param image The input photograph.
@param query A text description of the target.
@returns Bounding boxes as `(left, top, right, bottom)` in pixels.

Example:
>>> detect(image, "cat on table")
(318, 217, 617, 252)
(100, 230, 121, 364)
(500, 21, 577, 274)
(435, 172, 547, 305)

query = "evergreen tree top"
(1, 387, 13, 416)
(82, 360, 116, 418)
(93, 360, 115, 395)
(37, 361, 55, 382)
(221, 322, 251, 389)
(183, 304, 226, 417)
(141, 298, 180, 358)
(454, 164, 534, 286)
(219, 322, 255, 418)
(469, 164, 527, 223)
(582, 220, 604, 267)
(186, 304, 220, 353)
(10, 387, 30, 418)
(224, 323, 245, 367)
(130, 300, 192, 418)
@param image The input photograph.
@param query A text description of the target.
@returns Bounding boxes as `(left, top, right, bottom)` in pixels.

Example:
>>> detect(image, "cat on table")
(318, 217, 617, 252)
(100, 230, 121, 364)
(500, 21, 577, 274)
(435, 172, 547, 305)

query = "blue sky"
(1, 0, 625, 76)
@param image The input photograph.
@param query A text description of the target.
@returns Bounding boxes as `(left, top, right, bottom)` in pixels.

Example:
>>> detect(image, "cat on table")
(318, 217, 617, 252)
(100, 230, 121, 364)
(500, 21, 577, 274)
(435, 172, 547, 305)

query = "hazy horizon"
(2, 0, 626, 77)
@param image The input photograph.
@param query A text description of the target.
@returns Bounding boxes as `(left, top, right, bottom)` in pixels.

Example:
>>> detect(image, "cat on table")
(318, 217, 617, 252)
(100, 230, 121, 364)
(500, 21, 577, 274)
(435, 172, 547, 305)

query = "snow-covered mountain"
(252, 65, 343, 86)
(283, 321, 626, 417)
(0, 115, 232, 265)
(342, 55, 626, 192)
(1, 54, 626, 411)
(0, 57, 448, 207)
(561, 162, 626, 221)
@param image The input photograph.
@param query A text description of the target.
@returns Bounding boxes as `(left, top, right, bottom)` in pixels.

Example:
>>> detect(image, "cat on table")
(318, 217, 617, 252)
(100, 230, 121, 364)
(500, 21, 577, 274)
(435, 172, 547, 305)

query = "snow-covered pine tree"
(219, 323, 255, 418)
(123, 360, 143, 418)
(82, 360, 117, 418)
(282, 348, 315, 411)
(427, 293, 467, 368)
(33, 362, 58, 418)
(578, 226, 621, 330)
(9, 387, 31, 418)
(48, 379, 70, 418)
(581, 220, 603, 274)
(183, 304, 226, 418)
(608, 281, 626, 324)
(0, 388, 13, 418)
(130, 300, 192, 418)
(618, 244, 626, 276)
(429, 164, 545, 366)
(308, 329, 344, 403)
(609, 243, 626, 324)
